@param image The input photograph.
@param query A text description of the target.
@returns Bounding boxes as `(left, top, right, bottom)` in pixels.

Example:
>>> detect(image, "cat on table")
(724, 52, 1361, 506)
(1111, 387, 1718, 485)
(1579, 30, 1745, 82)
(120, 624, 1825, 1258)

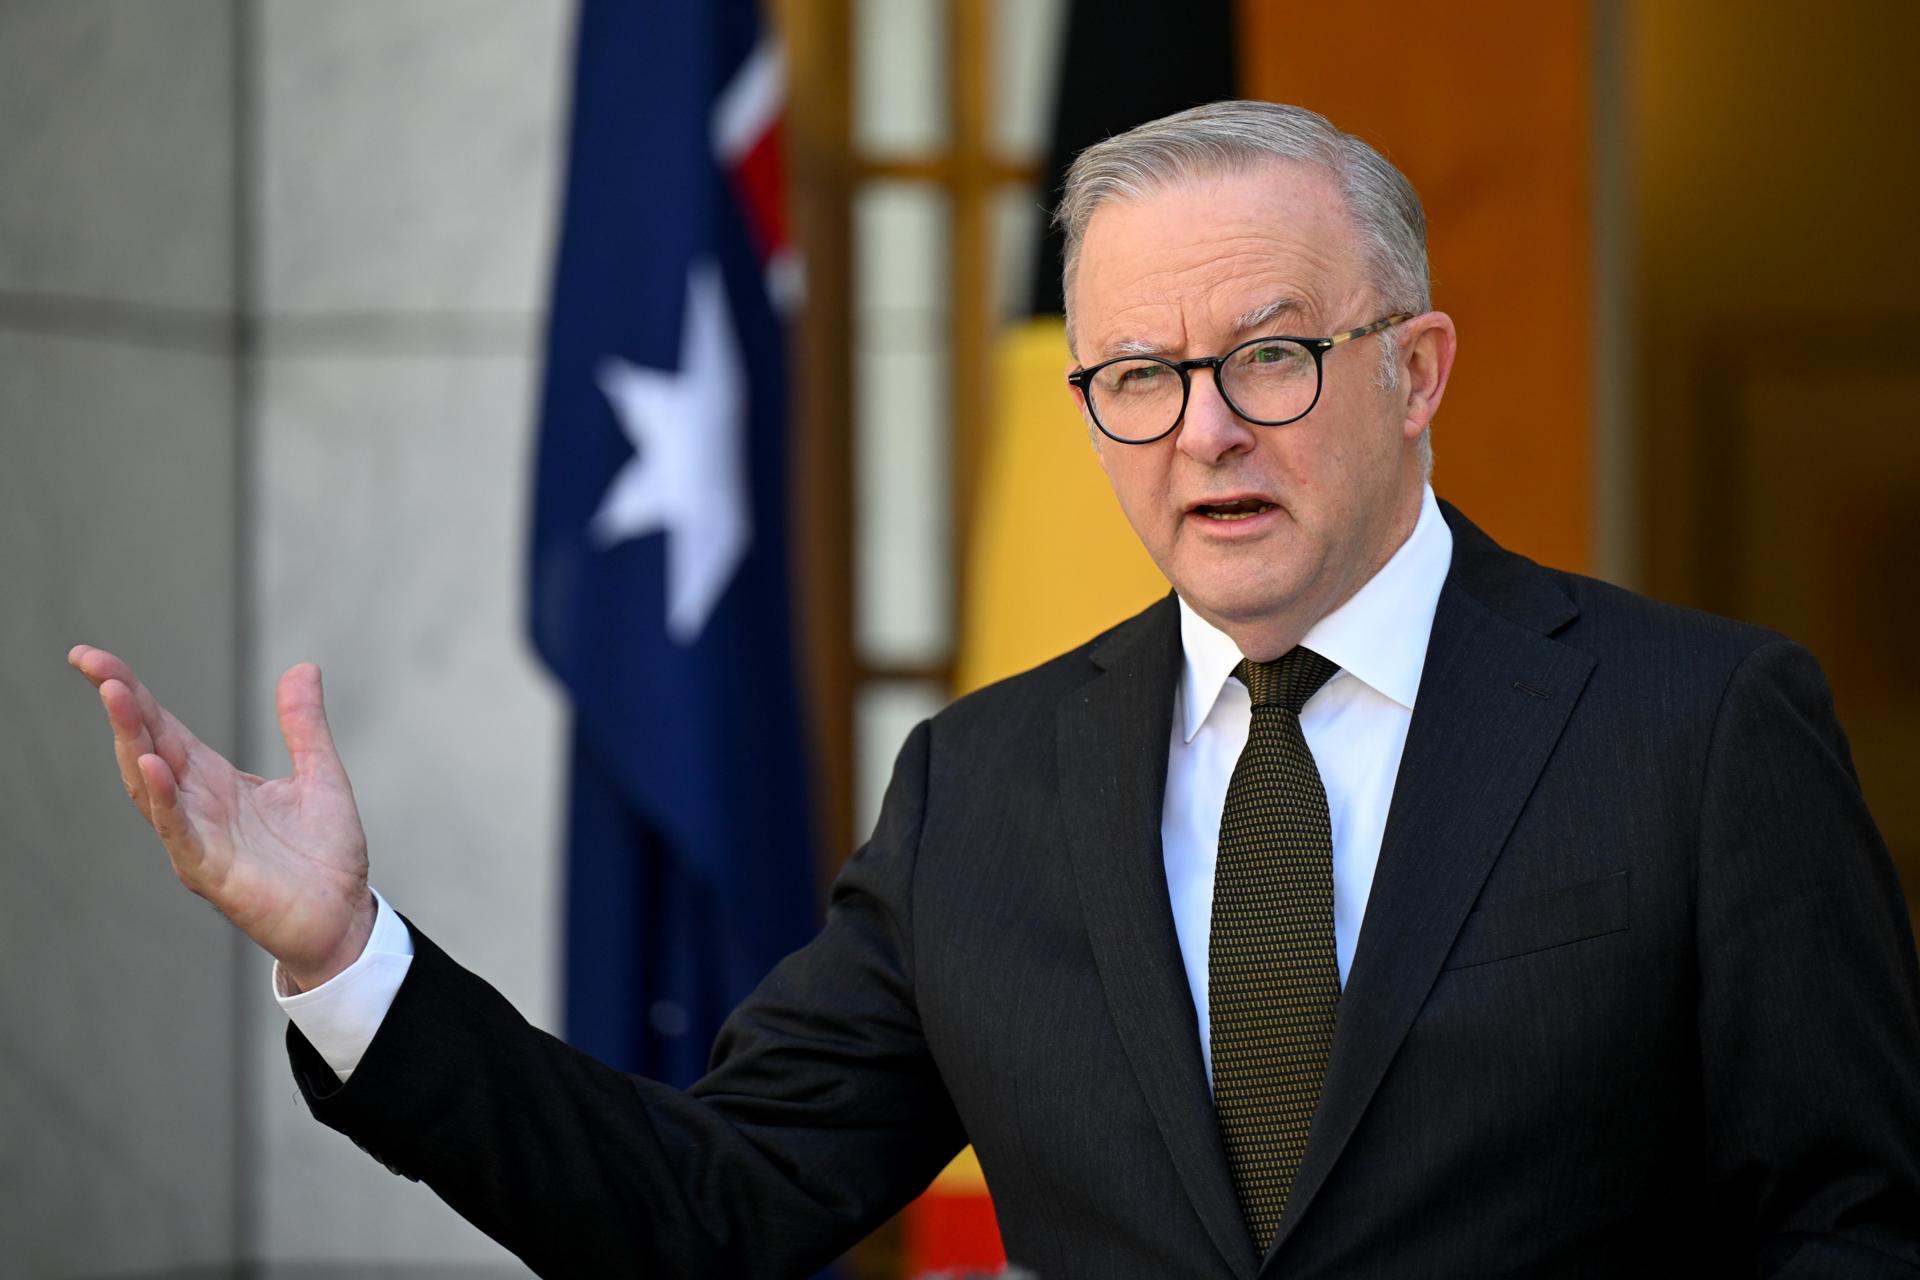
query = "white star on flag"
(589, 258, 751, 645)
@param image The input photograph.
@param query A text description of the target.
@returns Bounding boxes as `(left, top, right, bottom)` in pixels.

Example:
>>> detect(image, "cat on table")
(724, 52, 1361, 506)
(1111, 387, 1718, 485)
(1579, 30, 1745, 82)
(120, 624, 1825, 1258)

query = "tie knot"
(1236, 647, 1339, 714)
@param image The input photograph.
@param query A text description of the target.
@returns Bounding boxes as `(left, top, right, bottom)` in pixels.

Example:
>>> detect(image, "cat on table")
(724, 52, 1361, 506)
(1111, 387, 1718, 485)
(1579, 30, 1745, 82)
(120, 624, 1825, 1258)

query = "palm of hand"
(200, 757, 369, 971)
(70, 645, 376, 987)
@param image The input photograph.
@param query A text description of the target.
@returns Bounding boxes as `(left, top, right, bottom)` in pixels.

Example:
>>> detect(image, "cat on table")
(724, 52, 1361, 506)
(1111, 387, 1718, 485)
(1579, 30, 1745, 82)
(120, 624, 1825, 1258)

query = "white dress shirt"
(274, 888, 415, 1082)
(1161, 485, 1452, 1084)
(282, 487, 1453, 1086)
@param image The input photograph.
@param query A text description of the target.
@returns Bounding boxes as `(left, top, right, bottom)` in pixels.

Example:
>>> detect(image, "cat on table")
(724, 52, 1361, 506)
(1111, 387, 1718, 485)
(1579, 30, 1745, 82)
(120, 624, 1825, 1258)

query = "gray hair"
(1055, 100, 1435, 474)
(1056, 100, 1430, 345)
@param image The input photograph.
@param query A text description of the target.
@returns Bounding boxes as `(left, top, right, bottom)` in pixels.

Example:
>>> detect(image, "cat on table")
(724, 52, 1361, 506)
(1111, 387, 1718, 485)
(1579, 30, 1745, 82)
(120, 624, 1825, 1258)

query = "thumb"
(276, 662, 345, 784)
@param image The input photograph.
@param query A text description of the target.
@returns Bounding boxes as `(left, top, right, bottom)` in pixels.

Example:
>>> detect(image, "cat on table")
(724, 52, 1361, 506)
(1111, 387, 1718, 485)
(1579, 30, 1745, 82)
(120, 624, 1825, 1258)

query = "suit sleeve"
(1694, 640, 1920, 1274)
(288, 718, 966, 1279)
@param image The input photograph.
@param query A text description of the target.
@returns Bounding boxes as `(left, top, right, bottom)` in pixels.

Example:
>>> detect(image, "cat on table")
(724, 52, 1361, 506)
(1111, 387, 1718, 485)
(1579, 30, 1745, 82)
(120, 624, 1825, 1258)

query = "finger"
(71, 645, 201, 772)
(101, 679, 158, 810)
(70, 643, 134, 691)
(138, 752, 205, 881)
(277, 663, 347, 786)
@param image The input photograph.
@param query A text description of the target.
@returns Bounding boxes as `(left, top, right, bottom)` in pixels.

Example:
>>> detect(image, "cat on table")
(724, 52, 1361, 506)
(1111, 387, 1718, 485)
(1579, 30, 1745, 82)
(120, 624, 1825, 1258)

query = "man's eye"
(1109, 362, 1166, 392)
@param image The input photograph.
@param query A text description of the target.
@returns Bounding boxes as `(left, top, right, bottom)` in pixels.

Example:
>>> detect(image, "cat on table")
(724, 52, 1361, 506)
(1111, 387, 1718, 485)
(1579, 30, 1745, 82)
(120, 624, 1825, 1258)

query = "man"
(71, 102, 1920, 1277)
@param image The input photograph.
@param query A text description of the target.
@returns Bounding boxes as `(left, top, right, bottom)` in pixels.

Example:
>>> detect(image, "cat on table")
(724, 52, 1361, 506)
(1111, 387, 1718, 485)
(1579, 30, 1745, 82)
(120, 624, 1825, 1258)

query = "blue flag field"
(529, 0, 816, 1089)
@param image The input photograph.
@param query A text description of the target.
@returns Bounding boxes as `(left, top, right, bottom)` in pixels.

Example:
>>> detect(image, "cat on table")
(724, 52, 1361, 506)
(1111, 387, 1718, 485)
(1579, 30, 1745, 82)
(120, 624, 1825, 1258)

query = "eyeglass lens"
(1088, 339, 1319, 441)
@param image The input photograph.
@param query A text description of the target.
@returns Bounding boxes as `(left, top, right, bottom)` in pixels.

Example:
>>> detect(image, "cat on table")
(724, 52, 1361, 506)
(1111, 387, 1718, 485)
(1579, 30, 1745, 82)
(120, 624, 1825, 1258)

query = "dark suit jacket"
(292, 503, 1920, 1278)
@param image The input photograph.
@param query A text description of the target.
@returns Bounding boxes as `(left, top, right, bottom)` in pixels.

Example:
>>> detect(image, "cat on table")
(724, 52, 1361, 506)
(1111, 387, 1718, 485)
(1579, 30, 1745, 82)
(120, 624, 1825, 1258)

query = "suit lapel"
(1058, 595, 1262, 1280)
(1264, 506, 1597, 1264)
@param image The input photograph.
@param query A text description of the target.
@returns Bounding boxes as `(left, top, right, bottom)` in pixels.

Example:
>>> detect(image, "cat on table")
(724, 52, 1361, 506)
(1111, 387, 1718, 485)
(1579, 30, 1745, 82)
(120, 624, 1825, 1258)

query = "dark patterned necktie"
(1210, 645, 1342, 1252)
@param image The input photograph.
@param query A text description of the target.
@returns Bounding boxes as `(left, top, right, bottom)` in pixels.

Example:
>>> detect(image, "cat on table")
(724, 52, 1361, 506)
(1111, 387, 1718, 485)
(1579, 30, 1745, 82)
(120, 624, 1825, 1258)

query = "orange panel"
(1238, 1, 1592, 571)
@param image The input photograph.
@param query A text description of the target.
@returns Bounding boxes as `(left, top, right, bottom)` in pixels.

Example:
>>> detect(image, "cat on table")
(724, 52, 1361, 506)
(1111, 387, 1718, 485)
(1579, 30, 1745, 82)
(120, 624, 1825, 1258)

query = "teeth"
(1196, 501, 1273, 520)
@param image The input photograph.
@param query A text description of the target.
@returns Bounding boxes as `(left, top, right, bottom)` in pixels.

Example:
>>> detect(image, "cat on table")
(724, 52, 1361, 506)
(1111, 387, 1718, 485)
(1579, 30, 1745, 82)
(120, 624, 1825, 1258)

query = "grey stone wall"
(1, 3, 243, 1274)
(1, 2, 570, 1274)
(244, 3, 567, 1269)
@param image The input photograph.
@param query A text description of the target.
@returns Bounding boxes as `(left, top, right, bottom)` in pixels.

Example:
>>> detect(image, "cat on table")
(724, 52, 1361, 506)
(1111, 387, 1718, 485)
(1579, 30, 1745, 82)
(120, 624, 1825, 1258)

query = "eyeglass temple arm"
(1320, 313, 1413, 349)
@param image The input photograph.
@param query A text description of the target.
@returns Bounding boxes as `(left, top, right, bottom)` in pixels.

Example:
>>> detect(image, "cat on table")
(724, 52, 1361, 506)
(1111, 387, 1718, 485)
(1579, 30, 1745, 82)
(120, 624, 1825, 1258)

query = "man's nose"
(1175, 367, 1257, 463)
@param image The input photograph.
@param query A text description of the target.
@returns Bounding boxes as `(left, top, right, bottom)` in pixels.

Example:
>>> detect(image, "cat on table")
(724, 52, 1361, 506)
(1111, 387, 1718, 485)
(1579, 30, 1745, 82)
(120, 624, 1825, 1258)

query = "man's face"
(1069, 161, 1442, 654)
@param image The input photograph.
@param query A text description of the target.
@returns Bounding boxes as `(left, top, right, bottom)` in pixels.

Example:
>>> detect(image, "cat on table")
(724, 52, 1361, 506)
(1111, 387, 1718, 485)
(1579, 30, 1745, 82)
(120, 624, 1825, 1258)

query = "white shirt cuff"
(273, 888, 415, 1083)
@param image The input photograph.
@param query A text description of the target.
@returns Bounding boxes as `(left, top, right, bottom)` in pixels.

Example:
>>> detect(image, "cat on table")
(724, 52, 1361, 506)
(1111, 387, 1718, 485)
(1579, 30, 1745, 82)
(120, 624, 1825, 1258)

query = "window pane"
(856, 183, 948, 320)
(993, 0, 1067, 159)
(855, 0, 948, 155)
(855, 679, 949, 844)
(854, 184, 952, 668)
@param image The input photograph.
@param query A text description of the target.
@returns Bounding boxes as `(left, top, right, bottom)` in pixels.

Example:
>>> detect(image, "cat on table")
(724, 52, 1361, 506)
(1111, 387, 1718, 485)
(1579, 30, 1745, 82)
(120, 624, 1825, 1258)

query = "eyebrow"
(1097, 297, 1310, 360)
(1103, 336, 1174, 358)
(1230, 296, 1309, 333)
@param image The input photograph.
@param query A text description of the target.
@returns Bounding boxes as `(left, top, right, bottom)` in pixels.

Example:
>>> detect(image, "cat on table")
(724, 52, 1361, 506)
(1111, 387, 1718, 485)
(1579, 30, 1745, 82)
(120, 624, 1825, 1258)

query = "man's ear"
(1400, 311, 1457, 441)
(1063, 360, 1087, 412)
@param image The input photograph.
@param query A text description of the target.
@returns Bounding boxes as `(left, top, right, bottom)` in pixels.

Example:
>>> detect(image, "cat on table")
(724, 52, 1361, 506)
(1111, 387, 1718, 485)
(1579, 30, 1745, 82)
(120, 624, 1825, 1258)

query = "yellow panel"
(955, 318, 1170, 695)
(931, 1143, 989, 1192)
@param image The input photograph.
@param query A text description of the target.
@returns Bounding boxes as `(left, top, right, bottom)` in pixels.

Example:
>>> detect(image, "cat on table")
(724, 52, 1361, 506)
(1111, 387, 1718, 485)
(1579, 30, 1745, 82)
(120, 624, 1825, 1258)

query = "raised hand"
(69, 645, 376, 991)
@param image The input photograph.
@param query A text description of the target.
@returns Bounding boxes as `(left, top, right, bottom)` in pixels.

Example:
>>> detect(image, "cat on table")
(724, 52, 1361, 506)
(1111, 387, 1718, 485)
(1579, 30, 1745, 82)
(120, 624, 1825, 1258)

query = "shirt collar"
(1176, 485, 1454, 742)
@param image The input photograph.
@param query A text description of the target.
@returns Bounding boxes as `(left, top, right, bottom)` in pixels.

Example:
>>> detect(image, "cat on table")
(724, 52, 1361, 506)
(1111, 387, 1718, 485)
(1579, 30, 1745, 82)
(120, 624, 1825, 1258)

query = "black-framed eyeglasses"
(1066, 313, 1411, 445)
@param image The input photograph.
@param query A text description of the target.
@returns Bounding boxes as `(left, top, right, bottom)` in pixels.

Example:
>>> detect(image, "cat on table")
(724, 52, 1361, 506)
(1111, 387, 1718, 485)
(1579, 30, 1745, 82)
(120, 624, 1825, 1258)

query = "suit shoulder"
(1443, 500, 1797, 679)
(928, 598, 1170, 743)
(1537, 565, 1809, 689)
(1551, 567, 1778, 646)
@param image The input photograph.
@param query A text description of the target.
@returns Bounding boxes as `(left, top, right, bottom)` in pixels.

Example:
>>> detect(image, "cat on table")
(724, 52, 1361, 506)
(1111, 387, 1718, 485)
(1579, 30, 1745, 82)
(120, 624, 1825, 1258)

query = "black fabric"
(292, 503, 1920, 1279)
(1024, 0, 1237, 318)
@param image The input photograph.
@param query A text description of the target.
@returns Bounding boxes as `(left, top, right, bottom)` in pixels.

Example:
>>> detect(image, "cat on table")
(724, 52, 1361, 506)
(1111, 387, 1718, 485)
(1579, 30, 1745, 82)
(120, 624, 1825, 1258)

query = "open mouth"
(1190, 498, 1277, 522)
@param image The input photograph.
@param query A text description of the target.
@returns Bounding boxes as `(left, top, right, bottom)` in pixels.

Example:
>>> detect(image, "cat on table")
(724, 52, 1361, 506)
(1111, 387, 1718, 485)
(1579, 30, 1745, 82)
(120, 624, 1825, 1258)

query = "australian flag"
(529, 0, 817, 1089)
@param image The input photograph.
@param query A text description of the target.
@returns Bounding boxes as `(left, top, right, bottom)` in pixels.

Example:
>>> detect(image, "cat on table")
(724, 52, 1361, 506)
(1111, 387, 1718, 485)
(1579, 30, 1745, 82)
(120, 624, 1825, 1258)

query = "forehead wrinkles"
(1073, 163, 1368, 352)
(1088, 237, 1344, 356)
